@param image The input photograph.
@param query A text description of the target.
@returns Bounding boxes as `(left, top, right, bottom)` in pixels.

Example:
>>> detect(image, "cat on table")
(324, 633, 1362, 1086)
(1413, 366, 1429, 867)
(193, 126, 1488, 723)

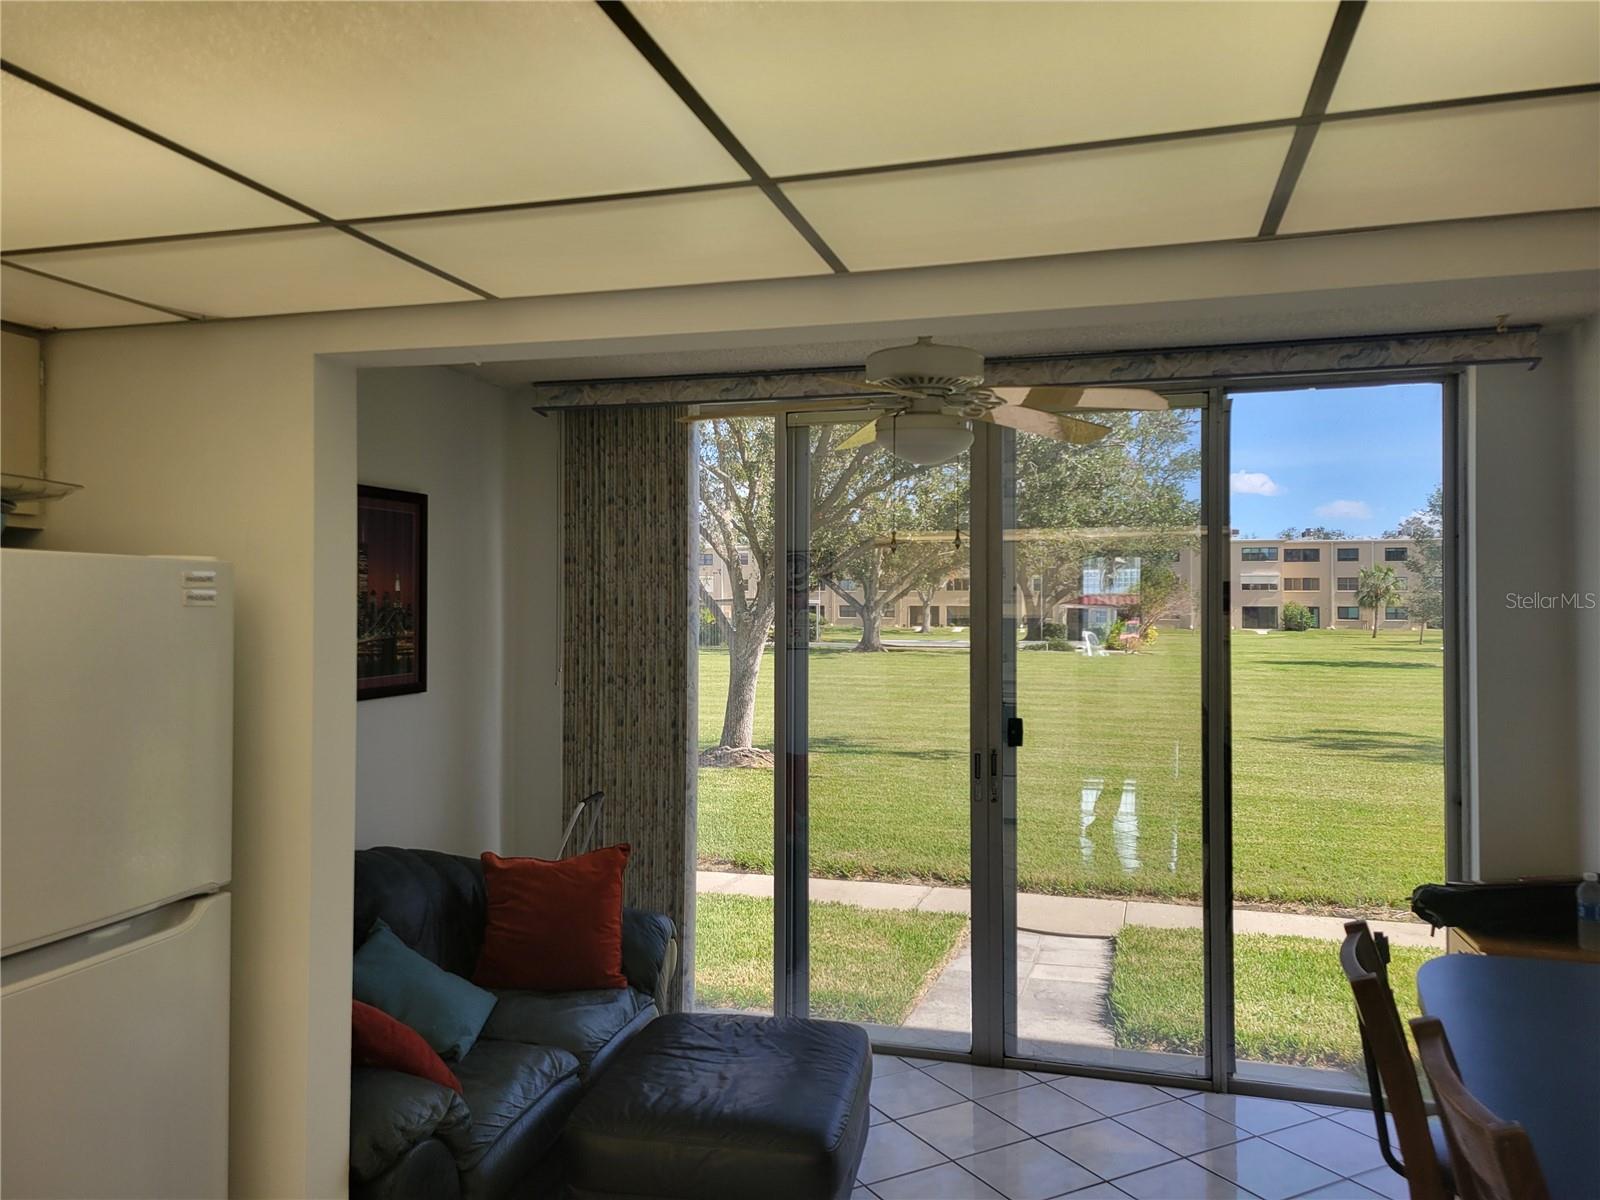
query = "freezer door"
(2, 550, 233, 954)
(2, 892, 230, 1199)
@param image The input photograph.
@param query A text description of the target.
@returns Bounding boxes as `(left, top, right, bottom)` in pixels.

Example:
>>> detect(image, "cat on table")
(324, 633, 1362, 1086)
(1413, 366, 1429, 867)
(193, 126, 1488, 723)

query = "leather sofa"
(349, 847, 677, 1200)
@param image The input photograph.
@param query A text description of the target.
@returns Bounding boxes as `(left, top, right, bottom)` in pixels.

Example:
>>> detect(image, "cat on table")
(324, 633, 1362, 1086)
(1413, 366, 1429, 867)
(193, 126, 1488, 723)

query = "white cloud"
(1315, 499, 1373, 520)
(1230, 471, 1282, 496)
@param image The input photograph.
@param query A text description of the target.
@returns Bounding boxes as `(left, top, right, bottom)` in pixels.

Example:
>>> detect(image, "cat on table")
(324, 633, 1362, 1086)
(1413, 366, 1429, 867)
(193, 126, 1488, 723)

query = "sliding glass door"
(693, 373, 1455, 1097)
(997, 402, 1209, 1078)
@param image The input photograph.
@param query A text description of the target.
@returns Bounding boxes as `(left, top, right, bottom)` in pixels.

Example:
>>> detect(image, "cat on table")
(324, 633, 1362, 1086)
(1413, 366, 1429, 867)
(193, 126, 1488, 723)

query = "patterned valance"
(529, 327, 1538, 411)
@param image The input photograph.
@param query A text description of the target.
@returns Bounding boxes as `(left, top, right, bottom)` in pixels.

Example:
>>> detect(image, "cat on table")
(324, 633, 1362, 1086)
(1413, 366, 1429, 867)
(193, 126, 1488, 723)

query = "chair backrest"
(1339, 921, 1447, 1200)
(1410, 1016, 1551, 1200)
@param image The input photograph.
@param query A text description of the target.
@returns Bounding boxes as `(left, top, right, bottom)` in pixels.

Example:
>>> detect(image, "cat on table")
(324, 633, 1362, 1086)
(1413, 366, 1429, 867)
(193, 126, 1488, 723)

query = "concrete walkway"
(696, 869, 1436, 947)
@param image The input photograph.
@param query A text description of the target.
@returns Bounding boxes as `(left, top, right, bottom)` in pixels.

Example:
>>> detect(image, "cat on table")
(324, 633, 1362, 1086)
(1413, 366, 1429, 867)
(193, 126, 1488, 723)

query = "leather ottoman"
(563, 1012, 872, 1200)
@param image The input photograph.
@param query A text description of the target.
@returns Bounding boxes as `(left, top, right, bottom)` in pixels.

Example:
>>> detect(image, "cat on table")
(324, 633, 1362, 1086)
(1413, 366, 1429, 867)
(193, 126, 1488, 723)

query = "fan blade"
(679, 395, 880, 421)
(989, 386, 1169, 412)
(818, 374, 931, 402)
(985, 404, 1112, 445)
(834, 420, 880, 452)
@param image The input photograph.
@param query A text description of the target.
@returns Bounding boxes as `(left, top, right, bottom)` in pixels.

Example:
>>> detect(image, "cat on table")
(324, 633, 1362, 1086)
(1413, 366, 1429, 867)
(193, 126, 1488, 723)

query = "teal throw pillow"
(353, 920, 496, 1061)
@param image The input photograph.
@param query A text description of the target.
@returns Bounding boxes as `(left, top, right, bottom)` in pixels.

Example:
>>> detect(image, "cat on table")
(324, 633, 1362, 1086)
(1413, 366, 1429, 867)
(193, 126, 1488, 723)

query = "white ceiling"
(1, 0, 1596, 332)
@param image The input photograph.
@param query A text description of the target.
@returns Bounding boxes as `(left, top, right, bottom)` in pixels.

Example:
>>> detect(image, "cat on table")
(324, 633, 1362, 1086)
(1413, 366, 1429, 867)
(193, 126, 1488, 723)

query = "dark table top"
(1418, 954, 1600, 1200)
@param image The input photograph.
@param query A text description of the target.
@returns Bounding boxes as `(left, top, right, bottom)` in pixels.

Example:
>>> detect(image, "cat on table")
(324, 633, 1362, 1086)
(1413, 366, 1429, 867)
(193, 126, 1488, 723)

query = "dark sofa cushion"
(482, 987, 655, 1075)
(451, 1040, 581, 1171)
(354, 848, 487, 977)
(349, 1067, 470, 1184)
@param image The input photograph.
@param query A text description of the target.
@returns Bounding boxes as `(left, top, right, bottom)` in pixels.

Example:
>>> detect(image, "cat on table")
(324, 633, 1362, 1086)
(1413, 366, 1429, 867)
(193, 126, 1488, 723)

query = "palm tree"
(1356, 564, 1401, 639)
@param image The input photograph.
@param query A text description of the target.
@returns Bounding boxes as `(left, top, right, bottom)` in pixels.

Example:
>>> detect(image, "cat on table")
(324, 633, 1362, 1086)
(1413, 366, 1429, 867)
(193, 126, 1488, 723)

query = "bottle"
(1579, 873, 1600, 951)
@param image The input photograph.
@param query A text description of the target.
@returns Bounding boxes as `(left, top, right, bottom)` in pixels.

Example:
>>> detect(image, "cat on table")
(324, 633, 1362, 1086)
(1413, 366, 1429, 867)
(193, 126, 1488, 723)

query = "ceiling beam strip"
(2, 259, 206, 321)
(0, 59, 500, 300)
(595, 0, 849, 274)
(1258, 0, 1367, 238)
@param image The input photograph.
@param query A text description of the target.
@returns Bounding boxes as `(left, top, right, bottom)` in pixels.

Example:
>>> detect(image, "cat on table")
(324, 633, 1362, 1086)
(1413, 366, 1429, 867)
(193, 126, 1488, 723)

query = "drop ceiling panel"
(1281, 95, 1600, 234)
(17, 228, 474, 320)
(364, 189, 831, 298)
(0, 2, 744, 217)
(1, 265, 178, 329)
(783, 129, 1295, 272)
(1331, 1, 1600, 112)
(631, 1, 1334, 175)
(0, 74, 305, 250)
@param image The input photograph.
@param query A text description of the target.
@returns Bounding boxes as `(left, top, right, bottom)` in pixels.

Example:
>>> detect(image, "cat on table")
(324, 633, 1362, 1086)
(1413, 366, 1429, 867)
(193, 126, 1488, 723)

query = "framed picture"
(357, 485, 427, 700)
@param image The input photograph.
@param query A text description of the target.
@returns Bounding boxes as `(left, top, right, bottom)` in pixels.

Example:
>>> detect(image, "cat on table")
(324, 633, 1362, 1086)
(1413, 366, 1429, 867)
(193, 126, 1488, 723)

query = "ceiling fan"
(693, 337, 1170, 466)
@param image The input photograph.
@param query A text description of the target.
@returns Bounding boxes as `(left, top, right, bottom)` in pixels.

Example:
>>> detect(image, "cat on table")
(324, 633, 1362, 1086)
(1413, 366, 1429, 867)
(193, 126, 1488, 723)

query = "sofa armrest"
(622, 907, 678, 1009)
(351, 1135, 461, 1200)
(350, 1067, 470, 1185)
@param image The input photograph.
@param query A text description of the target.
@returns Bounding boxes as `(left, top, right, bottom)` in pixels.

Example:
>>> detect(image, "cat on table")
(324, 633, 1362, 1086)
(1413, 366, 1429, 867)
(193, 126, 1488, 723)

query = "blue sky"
(1228, 383, 1442, 539)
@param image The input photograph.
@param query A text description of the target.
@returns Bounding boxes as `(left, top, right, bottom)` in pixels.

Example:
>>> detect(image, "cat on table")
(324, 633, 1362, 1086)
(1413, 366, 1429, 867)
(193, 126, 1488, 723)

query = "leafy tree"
(1281, 602, 1315, 631)
(1386, 485, 1444, 642)
(1356, 564, 1401, 639)
(1278, 525, 1351, 540)
(696, 419, 918, 760)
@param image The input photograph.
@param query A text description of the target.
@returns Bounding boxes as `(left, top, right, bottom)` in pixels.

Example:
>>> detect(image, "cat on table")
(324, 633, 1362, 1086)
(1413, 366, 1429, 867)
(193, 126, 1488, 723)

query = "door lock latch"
(1006, 716, 1024, 748)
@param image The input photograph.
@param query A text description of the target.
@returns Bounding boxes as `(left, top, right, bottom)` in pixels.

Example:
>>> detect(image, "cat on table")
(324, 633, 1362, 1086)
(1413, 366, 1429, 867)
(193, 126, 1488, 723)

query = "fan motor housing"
(864, 337, 985, 392)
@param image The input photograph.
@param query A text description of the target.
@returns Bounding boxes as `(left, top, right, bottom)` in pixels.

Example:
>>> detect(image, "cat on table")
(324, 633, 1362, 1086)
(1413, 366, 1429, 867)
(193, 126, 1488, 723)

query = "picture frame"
(357, 485, 427, 700)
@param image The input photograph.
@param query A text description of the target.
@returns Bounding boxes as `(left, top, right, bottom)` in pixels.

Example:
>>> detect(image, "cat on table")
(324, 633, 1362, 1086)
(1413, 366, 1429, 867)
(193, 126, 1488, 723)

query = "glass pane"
(806, 421, 972, 1052)
(1003, 406, 1207, 1076)
(1228, 383, 1445, 1090)
(691, 416, 776, 1015)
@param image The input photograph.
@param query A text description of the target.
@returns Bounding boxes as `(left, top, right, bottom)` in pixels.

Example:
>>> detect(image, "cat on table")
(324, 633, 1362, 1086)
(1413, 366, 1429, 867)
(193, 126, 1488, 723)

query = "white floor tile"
(959, 1138, 1098, 1200)
(871, 1069, 968, 1119)
(1112, 1158, 1255, 1199)
(900, 1101, 1031, 1158)
(869, 1106, 892, 1126)
(1182, 1093, 1320, 1135)
(1115, 1100, 1248, 1156)
(1040, 1119, 1177, 1180)
(1290, 1181, 1384, 1199)
(979, 1084, 1104, 1136)
(1048, 1076, 1171, 1117)
(873, 1054, 917, 1079)
(1061, 1186, 1133, 1199)
(924, 1061, 1037, 1099)
(872, 1162, 1006, 1199)
(1189, 1136, 1340, 1200)
(856, 1122, 947, 1185)
(1264, 1119, 1389, 1178)
(1349, 1166, 1409, 1200)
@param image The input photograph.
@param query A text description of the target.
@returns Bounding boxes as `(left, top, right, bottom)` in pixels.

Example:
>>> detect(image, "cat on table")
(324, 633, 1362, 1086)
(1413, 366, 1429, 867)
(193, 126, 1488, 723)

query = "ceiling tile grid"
(0, 0, 1595, 331)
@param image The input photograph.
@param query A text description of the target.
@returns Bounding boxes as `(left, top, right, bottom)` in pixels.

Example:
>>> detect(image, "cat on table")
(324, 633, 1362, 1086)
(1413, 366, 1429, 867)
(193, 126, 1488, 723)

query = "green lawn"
(1110, 925, 1436, 1072)
(817, 623, 971, 643)
(698, 628, 1443, 912)
(692, 894, 968, 1024)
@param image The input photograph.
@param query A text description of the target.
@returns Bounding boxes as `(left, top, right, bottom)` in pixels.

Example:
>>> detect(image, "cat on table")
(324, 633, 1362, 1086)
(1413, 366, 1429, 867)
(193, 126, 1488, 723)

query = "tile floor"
(855, 1054, 1402, 1200)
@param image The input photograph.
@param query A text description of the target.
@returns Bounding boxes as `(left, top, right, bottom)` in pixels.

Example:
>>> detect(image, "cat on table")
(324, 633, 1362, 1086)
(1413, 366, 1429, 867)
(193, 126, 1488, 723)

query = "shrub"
(1041, 621, 1067, 641)
(1281, 603, 1314, 632)
(1105, 619, 1127, 649)
(698, 607, 727, 647)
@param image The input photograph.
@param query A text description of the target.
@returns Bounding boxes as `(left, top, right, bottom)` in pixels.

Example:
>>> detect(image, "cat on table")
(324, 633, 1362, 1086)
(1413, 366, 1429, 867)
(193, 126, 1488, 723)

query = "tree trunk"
(1418, 621, 1426, 643)
(1022, 586, 1045, 642)
(1372, 606, 1381, 638)
(856, 604, 885, 651)
(916, 589, 934, 633)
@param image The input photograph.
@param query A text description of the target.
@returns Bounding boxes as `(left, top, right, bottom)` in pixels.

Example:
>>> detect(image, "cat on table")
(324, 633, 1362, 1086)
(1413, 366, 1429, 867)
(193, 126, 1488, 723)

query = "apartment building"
(699, 538, 1427, 635)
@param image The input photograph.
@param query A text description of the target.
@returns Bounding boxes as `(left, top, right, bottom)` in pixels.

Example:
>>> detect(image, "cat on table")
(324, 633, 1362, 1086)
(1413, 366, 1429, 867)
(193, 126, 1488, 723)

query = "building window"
(1385, 547, 1407, 561)
(700, 552, 714, 566)
(1241, 606, 1277, 629)
(1338, 605, 1361, 620)
(1111, 565, 1141, 594)
(738, 550, 750, 565)
(1241, 547, 1278, 561)
(1336, 547, 1359, 561)
(1081, 567, 1105, 592)
(1030, 575, 1043, 593)
(1240, 582, 1277, 591)
(1285, 548, 1320, 562)
(946, 577, 970, 592)
(946, 606, 971, 623)
(1394, 577, 1408, 590)
(1337, 577, 1359, 591)
(1283, 578, 1320, 591)
(1305, 607, 1321, 627)
(1386, 606, 1408, 620)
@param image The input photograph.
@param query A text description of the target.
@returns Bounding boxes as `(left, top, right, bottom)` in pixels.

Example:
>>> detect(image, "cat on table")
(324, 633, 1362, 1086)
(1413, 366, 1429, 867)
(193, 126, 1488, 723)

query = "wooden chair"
(1339, 921, 1449, 1200)
(1410, 1016, 1551, 1200)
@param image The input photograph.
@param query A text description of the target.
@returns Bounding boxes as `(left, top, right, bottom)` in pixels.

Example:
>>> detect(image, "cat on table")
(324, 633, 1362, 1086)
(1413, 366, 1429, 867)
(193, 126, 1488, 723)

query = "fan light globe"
(875, 414, 973, 466)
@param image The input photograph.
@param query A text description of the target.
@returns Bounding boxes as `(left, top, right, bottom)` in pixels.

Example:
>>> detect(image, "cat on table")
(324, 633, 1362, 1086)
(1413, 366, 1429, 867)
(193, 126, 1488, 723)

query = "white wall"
(356, 367, 510, 856)
(26, 211, 1598, 1195)
(1468, 325, 1592, 879)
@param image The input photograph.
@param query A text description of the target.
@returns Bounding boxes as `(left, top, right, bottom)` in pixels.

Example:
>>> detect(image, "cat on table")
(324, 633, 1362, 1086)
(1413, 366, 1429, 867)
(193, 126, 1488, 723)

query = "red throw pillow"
(351, 999, 463, 1095)
(473, 845, 631, 992)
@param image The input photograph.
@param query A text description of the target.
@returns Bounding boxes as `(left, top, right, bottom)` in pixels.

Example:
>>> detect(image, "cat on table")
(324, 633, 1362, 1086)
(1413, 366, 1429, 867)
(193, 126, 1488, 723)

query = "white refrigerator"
(2, 549, 233, 1200)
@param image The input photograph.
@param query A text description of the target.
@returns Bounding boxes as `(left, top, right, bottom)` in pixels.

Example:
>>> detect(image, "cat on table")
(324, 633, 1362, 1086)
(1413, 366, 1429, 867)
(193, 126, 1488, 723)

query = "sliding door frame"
(758, 365, 1465, 1098)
